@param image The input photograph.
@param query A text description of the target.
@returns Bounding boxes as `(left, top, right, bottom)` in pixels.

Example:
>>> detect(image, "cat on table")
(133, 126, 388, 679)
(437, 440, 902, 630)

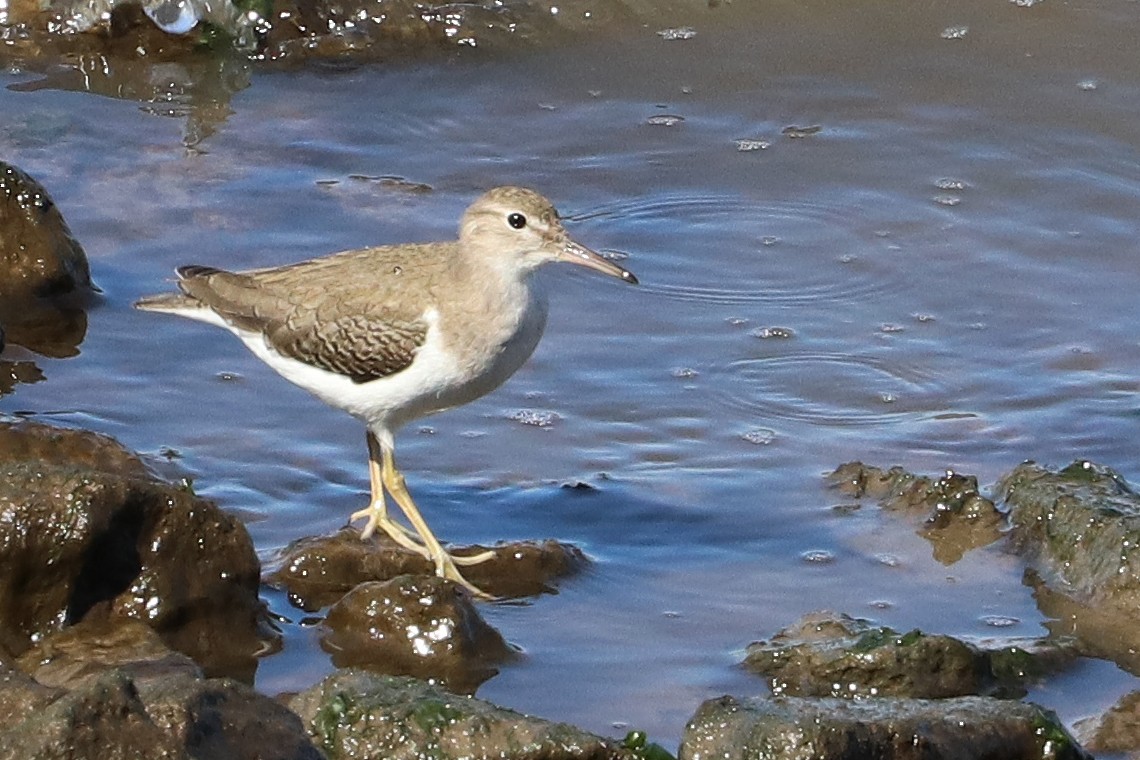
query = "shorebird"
(136, 186, 637, 598)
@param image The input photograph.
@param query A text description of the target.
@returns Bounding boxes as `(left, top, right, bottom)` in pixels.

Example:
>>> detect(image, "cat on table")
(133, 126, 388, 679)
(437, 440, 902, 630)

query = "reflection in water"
(0, 361, 46, 397)
(8, 49, 251, 149)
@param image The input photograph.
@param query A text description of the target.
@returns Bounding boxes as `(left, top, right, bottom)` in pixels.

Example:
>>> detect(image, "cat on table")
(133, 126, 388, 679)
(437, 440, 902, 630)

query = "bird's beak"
(558, 237, 639, 285)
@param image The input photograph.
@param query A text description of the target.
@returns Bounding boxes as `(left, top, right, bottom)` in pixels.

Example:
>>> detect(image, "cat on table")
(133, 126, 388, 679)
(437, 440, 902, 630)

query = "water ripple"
(710, 352, 945, 427)
(572, 192, 903, 307)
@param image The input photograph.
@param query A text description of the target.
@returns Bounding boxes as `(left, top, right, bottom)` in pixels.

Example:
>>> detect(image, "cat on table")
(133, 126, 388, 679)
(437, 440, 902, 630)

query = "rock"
(0, 419, 277, 680)
(0, 659, 60, 726)
(827, 462, 1004, 563)
(0, 670, 187, 760)
(1073, 689, 1140, 754)
(15, 614, 202, 690)
(998, 460, 1140, 674)
(0, 161, 90, 301)
(266, 526, 587, 610)
(0, 668, 322, 760)
(679, 694, 1092, 760)
(742, 610, 1072, 700)
(134, 672, 323, 760)
(321, 575, 514, 694)
(1, 0, 709, 65)
(0, 162, 92, 358)
(289, 670, 631, 760)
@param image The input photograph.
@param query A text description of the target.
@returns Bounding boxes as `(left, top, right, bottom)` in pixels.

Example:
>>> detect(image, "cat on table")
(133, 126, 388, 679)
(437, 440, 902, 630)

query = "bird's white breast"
(222, 280, 548, 442)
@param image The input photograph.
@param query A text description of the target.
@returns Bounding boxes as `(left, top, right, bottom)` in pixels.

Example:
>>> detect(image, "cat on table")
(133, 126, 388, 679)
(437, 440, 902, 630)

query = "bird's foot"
(433, 550, 497, 601)
(349, 504, 429, 556)
(450, 548, 497, 566)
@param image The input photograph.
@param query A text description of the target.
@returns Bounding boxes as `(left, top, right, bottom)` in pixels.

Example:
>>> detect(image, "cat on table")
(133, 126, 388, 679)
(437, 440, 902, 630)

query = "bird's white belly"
(229, 297, 547, 438)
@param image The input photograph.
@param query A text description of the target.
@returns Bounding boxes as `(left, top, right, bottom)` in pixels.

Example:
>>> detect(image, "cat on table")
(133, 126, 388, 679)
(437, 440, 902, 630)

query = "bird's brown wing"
(176, 264, 429, 384)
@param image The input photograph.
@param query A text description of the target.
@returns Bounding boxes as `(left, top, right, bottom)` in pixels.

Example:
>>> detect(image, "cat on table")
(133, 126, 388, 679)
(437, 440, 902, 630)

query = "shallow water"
(4, 0, 1140, 749)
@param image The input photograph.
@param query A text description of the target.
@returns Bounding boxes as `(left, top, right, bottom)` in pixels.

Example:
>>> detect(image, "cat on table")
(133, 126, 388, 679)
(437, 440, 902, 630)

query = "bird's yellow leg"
(379, 447, 497, 599)
(349, 432, 429, 555)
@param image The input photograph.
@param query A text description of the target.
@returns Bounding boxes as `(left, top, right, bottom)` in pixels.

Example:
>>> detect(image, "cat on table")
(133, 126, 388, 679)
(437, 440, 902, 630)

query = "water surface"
(3, 0, 1140, 749)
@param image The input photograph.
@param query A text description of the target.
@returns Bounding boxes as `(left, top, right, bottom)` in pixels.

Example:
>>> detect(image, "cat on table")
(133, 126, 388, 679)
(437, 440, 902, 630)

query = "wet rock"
(0, 162, 92, 358)
(0, 419, 277, 680)
(743, 611, 1072, 700)
(134, 672, 323, 760)
(0, 659, 60, 725)
(0, 161, 90, 301)
(0, 668, 322, 760)
(321, 575, 514, 694)
(323, 576, 515, 697)
(3, 0, 719, 67)
(998, 460, 1140, 674)
(0, 670, 187, 759)
(289, 670, 632, 760)
(679, 694, 1091, 760)
(828, 462, 1004, 563)
(266, 526, 587, 610)
(15, 614, 202, 690)
(1073, 689, 1140, 755)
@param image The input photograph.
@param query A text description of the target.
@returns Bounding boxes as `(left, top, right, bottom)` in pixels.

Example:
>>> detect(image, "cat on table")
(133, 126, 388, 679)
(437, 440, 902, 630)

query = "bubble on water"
(741, 428, 776, 445)
(879, 392, 897, 404)
(1010, 0, 1043, 6)
(761, 236, 780, 246)
(215, 371, 244, 382)
(913, 313, 936, 323)
(876, 553, 902, 568)
(735, 138, 771, 152)
(671, 367, 700, 379)
(647, 114, 685, 126)
(981, 614, 1021, 628)
(935, 177, 968, 191)
(509, 409, 561, 428)
(725, 317, 749, 327)
(801, 549, 835, 564)
(940, 25, 969, 40)
(880, 323, 905, 334)
(657, 26, 696, 40)
(933, 194, 961, 206)
(751, 326, 795, 339)
(1077, 78, 1098, 91)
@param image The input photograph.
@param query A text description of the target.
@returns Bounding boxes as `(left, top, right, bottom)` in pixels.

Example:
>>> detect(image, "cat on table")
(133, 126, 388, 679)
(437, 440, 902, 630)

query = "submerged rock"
(289, 670, 633, 760)
(321, 575, 515, 694)
(266, 526, 587, 610)
(743, 610, 1072, 700)
(828, 462, 1004, 563)
(0, 419, 277, 680)
(998, 460, 1140, 675)
(679, 694, 1091, 760)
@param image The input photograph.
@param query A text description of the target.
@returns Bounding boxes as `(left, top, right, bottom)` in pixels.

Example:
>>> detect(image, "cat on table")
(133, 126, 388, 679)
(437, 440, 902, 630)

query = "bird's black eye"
(507, 212, 527, 230)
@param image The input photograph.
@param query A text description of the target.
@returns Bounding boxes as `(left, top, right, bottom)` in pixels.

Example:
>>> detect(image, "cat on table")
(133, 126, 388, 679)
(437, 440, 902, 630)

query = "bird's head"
(459, 186, 638, 285)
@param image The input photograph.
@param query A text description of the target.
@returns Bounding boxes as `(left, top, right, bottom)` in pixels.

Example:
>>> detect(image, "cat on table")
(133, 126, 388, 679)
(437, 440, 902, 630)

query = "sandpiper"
(136, 186, 637, 598)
